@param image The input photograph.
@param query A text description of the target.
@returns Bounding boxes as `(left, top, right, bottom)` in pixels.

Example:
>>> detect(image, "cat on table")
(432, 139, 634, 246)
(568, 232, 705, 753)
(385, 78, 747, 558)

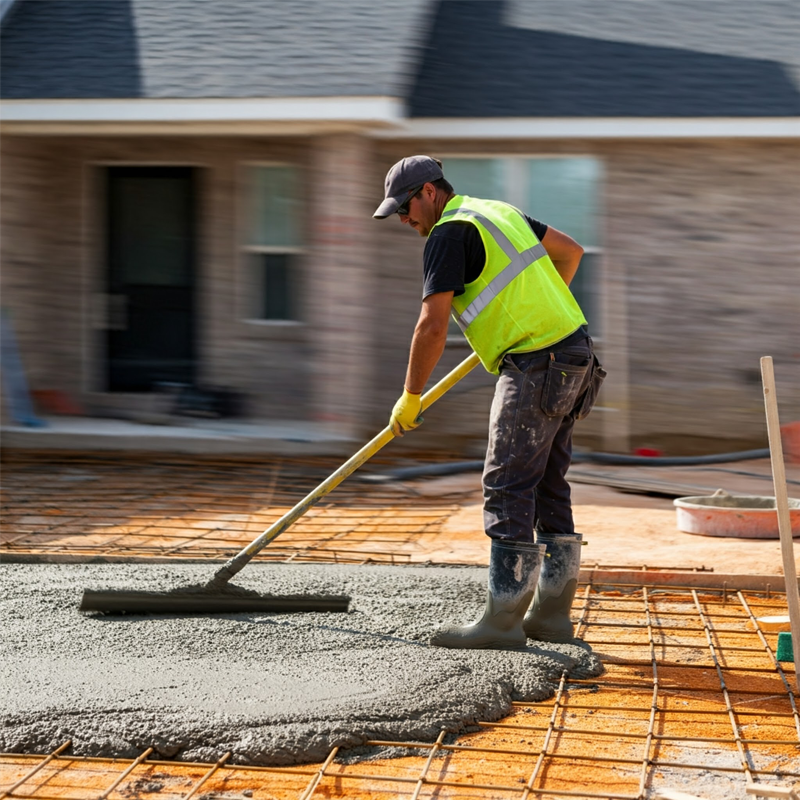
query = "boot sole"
(430, 639, 529, 650)
(525, 631, 574, 643)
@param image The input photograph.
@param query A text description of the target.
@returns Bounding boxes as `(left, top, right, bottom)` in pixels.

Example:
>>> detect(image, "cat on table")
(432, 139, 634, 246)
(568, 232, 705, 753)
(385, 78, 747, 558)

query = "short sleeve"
(422, 225, 470, 299)
(422, 214, 548, 299)
(525, 214, 548, 241)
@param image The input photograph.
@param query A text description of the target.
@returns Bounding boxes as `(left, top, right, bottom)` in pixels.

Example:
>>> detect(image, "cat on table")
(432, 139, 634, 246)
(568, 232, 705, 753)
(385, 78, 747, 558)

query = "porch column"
(307, 134, 377, 438)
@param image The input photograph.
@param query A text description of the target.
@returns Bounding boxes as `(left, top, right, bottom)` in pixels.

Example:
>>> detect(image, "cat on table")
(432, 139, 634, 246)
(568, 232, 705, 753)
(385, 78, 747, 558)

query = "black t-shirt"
(422, 215, 548, 299)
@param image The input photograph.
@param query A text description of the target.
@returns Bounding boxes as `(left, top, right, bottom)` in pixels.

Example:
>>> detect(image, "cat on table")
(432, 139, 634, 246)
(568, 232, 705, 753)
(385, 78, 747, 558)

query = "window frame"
(237, 161, 305, 327)
(436, 153, 605, 344)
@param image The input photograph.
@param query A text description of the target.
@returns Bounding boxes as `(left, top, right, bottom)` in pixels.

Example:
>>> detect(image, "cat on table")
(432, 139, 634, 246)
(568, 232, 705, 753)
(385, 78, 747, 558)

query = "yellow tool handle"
(206, 352, 481, 589)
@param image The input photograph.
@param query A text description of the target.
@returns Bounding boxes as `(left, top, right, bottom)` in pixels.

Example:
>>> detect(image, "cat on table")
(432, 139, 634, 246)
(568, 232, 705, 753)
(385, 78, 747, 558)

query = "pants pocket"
(540, 358, 591, 418)
(573, 354, 607, 421)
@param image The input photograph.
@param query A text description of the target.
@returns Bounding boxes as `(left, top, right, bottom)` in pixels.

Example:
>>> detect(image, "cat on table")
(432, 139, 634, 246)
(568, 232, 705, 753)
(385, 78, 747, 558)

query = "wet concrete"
(0, 563, 603, 765)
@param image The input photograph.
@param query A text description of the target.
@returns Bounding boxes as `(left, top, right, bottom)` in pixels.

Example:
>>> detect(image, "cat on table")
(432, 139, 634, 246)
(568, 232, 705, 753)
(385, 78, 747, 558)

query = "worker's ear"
(421, 182, 436, 200)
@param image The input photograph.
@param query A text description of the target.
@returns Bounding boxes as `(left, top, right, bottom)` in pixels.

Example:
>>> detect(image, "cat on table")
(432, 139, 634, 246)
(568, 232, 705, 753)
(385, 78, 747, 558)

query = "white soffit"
(373, 117, 800, 139)
(1, 100, 798, 138)
(0, 96, 405, 130)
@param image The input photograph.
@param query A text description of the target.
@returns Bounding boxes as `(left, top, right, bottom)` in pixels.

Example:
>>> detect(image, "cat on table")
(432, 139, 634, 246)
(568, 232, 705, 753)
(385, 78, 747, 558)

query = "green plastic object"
(777, 631, 794, 662)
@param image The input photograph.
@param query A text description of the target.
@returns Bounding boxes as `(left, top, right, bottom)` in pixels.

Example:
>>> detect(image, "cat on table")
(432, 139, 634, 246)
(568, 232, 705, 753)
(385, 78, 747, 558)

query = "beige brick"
(2, 134, 798, 454)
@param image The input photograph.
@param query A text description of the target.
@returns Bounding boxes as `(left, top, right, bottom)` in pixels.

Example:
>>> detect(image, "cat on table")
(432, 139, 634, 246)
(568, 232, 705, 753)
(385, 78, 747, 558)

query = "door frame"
(82, 161, 206, 404)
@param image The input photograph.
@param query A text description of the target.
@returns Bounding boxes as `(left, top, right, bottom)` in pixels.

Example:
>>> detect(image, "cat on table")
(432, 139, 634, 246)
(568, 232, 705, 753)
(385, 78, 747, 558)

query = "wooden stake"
(760, 356, 800, 685)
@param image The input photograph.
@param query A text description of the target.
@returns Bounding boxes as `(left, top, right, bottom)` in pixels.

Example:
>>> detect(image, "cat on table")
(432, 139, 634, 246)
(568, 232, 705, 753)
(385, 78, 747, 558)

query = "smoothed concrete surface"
(1, 563, 603, 765)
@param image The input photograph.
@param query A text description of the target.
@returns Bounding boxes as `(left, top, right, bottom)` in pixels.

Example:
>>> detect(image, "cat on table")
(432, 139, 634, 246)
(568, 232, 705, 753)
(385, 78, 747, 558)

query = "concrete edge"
(0, 554, 793, 593)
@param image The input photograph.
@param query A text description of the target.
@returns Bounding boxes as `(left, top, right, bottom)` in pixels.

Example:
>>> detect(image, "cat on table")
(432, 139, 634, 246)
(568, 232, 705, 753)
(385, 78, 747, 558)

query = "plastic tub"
(783, 421, 800, 464)
(674, 490, 800, 539)
(754, 615, 791, 632)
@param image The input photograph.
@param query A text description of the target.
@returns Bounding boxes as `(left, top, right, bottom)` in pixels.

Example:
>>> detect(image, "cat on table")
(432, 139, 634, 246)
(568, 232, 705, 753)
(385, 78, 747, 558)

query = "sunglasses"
(396, 186, 423, 216)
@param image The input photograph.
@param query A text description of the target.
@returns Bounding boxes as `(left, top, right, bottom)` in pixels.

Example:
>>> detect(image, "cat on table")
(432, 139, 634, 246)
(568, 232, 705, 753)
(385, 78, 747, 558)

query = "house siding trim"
(4, 106, 798, 139)
(374, 117, 800, 139)
(0, 96, 404, 127)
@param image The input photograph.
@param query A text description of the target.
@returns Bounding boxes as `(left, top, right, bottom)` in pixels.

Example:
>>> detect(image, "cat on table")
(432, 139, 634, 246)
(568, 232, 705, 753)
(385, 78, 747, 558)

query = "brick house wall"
(0, 134, 378, 433)
(371, 138, 800, 454)
(1, 137, 70, 405)
(607, 140, 800, 452)
(2, 133, 798, 453)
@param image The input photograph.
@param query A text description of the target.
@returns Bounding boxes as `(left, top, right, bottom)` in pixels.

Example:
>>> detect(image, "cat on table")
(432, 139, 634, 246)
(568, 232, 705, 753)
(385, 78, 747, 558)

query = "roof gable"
(508, 0, 800, 72)
(0, 0, 429, 99)
(2, 0, 799, 120)
(409, 0, 800, 117)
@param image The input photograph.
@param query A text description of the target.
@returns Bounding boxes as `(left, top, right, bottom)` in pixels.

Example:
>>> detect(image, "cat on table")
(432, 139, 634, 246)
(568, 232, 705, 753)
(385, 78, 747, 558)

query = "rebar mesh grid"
(3, 584, 798, 800)
(1, 452, 477, 565)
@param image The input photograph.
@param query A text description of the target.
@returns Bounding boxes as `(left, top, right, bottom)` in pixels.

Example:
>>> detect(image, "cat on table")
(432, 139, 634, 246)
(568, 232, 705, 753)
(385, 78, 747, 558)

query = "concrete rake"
(79, 353, 481, 614)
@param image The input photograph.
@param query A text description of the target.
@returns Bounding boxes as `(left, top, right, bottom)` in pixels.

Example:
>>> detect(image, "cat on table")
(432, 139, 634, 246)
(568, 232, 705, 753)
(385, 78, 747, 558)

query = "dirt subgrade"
(402, 457, 800, 573)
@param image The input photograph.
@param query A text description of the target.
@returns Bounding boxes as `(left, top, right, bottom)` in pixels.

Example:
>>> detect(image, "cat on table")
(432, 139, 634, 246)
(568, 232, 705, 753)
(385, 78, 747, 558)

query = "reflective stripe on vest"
(441, 207, 548, 331)
(434, 194, 587, 374)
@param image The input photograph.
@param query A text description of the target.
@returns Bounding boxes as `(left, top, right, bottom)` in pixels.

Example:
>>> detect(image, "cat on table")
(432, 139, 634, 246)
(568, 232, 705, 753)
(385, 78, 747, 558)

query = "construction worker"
(374, 156, 606, 650)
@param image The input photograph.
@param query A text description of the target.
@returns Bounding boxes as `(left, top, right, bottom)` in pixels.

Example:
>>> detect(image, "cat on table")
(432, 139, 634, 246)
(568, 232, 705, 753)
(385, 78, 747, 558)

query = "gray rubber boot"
(431, 539, 546, 650)
(523, 533, 582, 643)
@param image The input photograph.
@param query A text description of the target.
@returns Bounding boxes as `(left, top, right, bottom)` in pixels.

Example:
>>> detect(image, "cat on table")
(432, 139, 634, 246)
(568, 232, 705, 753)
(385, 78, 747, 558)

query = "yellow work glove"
(390, 389, 423, 437)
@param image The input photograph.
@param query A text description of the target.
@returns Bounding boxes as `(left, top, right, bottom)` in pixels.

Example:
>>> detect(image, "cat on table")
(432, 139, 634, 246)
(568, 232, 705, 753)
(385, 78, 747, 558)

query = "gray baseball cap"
(373, 155, 444, 218)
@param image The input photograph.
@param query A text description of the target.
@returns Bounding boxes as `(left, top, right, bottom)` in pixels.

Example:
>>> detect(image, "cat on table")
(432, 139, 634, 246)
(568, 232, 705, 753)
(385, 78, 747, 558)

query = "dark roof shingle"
(409, 0, 800, 117)
(2, 0, 798, 117)
(0, 0, 430, 99)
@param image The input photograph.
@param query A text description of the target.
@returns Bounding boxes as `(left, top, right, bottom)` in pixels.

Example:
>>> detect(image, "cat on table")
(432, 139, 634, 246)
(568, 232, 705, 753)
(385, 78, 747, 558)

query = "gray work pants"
(482, 329, 600, 542)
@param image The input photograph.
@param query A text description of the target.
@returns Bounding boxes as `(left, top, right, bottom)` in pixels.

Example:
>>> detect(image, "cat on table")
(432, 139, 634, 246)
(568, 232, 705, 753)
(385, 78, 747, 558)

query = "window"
(443, 156, 603, 336)
(242, 165, 303, 321)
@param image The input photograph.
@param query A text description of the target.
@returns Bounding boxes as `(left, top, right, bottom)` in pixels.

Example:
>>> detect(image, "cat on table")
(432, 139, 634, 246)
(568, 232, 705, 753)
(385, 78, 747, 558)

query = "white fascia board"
(373, 117, 800, 139)
(0, 96, 404, 125)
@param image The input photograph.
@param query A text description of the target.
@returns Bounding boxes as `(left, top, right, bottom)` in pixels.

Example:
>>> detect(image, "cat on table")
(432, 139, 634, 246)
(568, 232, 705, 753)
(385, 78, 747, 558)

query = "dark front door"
(105, 166, 197, 392)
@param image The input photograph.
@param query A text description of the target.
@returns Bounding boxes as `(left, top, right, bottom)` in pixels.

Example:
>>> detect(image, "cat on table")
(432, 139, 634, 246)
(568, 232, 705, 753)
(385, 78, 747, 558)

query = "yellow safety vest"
(432, 195, 587, 374)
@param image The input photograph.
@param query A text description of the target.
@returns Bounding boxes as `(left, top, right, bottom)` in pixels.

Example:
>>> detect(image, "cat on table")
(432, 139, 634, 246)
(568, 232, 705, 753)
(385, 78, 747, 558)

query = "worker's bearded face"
(398, 184, 438, 237)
